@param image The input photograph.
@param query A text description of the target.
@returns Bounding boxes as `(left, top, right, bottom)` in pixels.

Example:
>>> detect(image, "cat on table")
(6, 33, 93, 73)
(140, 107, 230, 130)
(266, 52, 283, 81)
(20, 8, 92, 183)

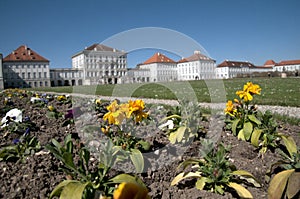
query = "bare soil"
(0, 92, 299, 199)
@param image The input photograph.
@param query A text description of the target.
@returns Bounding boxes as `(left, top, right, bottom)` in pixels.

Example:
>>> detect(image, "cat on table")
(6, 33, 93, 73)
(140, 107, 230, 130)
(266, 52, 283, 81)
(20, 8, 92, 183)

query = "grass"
(27, 77, 300, 107)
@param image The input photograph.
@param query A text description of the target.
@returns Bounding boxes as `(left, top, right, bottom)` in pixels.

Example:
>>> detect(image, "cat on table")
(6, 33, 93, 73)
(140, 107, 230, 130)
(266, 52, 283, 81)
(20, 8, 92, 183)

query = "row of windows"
(274, 65, 300, 71)
(180, 74, 215, 80)
(86, 71, 126, 77)
(5, 81, 49, 88)
(157, 70, 177, 75)
(178, 62, 214, 67)
(85, 64, 126, 69)
(5, 72, 48, 79)
(4, 64, 48, 69)
(50, 72, 83, 79)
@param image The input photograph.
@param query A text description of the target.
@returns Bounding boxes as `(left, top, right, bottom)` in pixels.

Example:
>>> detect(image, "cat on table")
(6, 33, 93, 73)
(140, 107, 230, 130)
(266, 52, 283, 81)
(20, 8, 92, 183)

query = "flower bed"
(0, 85, 299, 199)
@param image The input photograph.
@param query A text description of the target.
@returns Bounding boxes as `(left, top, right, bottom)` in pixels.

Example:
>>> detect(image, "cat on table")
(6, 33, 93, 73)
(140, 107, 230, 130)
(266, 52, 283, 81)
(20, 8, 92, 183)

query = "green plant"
(0, 132, 41, 163)
(100, 99, 152, 173)
(224, 82, 297, 155)
(159, 100, 206, 144)
(46, 105, 63, 119)
(267, 147, 300, 199)
(171, 140, 261, 198)
(46, 134, 117, 198)
(46, 134, 149, 198)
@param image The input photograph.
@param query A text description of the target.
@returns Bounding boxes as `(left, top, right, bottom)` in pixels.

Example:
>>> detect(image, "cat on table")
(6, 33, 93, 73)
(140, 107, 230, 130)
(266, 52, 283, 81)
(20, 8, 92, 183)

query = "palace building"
(2, 45, 51, 88)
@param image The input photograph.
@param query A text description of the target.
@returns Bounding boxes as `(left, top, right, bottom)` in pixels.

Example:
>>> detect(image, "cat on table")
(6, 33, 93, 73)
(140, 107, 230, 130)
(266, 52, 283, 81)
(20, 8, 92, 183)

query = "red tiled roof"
(3, 45, 49, 62)
(143, 52, 176, 64)
(217, 60, 256, 68)
(85, 43, 121, 52)
(276, 59, 300, 66)
(264, 60, 276, 66)
(178, 51, 213, 63)
(255, 66, 273, 69)
(177, 58, 188, 63)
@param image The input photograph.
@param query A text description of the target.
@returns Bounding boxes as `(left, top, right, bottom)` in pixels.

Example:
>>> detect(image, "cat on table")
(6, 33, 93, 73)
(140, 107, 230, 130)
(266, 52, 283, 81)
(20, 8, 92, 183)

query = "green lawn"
(27, 77, 300, 107)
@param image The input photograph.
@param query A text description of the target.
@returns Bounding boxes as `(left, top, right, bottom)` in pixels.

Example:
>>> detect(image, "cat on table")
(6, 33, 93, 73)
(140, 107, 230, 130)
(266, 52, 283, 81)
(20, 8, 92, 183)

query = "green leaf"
(238, 129, 245, 141)
(62, 152, 75, 169)
(195, 177, 207, 190)
(129, 149, 144, 173)
(268, 169, 295, 199)
(286, 172, 300, 199)
(109, 174, 146, 187)
(231, 170, 261, 187)
(232, 119, 240, 136)
(138, 140, 151, 151)
(169, 132, 177, 144)
(80, 148, 90, 169)
(171, 171, 202, 186)
(215, 185, 224, 195)
(280, 135, 297, 158)
(247, 115, 262, 125)
(51, 139, 62, 152)
(60, 181, 89, 199)
(228, 182, 253, 199)
(161, 114, 181, 122)
(175, 126, 187, 143)
(177, 158, 202, 170)
(243, 122, 253, 141)
(251, 129, 263, 147)
(49, 180, 79, 198)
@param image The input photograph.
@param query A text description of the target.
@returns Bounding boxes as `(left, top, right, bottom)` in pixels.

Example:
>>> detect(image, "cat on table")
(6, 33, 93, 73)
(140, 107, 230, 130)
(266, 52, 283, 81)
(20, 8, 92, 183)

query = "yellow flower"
(224, 100, 237, 116)
(48, 105, 55, 112)
(101, 126, 110, 135)
(119, 103, 130, 117)
(57, 95, 67, 101)
(95, 99, 101, 105)
(236, 90, 253, 101)
(244, 82, 261, 95)
(113, 182, 150, 199)
(234, 98, 240, 104)
(107, 100, 119, 112)
(128, 100, 148, 122)
(103, 100, 127, 125)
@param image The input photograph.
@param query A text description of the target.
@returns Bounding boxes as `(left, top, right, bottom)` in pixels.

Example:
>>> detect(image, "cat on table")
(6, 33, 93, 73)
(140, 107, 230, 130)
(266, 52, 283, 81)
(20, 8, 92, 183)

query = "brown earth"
(0, 92, 299, 199)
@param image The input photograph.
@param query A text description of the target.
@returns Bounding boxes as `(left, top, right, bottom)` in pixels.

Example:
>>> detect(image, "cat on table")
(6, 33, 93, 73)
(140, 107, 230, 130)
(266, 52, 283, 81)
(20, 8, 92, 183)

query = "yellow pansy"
(128, 100, 148, 122)
(104, 100, 127, 125)
(107, 100, 119, 112)
(48, 105, 55, 112)
(101, 126, 110, 135)
(95, 99, 101, 105)
(113, 182, 150, 199)
(236, 90, 253, 101)
(224, 100, 237, 116)
(57, 95, 67, 101)
(244, 82, 261, 95)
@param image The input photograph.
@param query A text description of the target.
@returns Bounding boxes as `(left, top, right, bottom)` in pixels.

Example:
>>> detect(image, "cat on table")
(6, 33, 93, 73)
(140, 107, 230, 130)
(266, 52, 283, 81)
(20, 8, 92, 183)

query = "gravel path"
(44, 92, 300, 119)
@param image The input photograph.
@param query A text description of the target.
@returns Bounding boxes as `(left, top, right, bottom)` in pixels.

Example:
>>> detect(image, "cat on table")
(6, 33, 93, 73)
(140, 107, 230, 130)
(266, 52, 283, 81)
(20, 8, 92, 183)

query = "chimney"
(194, 50, 201, 54)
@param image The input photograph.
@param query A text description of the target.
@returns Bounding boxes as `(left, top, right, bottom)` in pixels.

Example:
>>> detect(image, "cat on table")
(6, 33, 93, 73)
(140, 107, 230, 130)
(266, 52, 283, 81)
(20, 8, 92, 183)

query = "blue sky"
(1, 0, 299, 68)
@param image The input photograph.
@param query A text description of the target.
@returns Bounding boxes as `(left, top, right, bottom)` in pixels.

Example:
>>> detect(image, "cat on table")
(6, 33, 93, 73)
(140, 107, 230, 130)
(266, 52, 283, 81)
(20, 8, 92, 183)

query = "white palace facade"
(50, 44, 127, 86)
(2, 45, 51, 88)
(1, 44, 299, 90)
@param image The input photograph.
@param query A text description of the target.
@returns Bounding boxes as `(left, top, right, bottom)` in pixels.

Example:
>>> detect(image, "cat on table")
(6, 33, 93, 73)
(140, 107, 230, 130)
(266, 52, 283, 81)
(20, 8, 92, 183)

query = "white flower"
(30, 97, 41, 103)
(1, 108, 22, 128)
(158, 119, 174, 130)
